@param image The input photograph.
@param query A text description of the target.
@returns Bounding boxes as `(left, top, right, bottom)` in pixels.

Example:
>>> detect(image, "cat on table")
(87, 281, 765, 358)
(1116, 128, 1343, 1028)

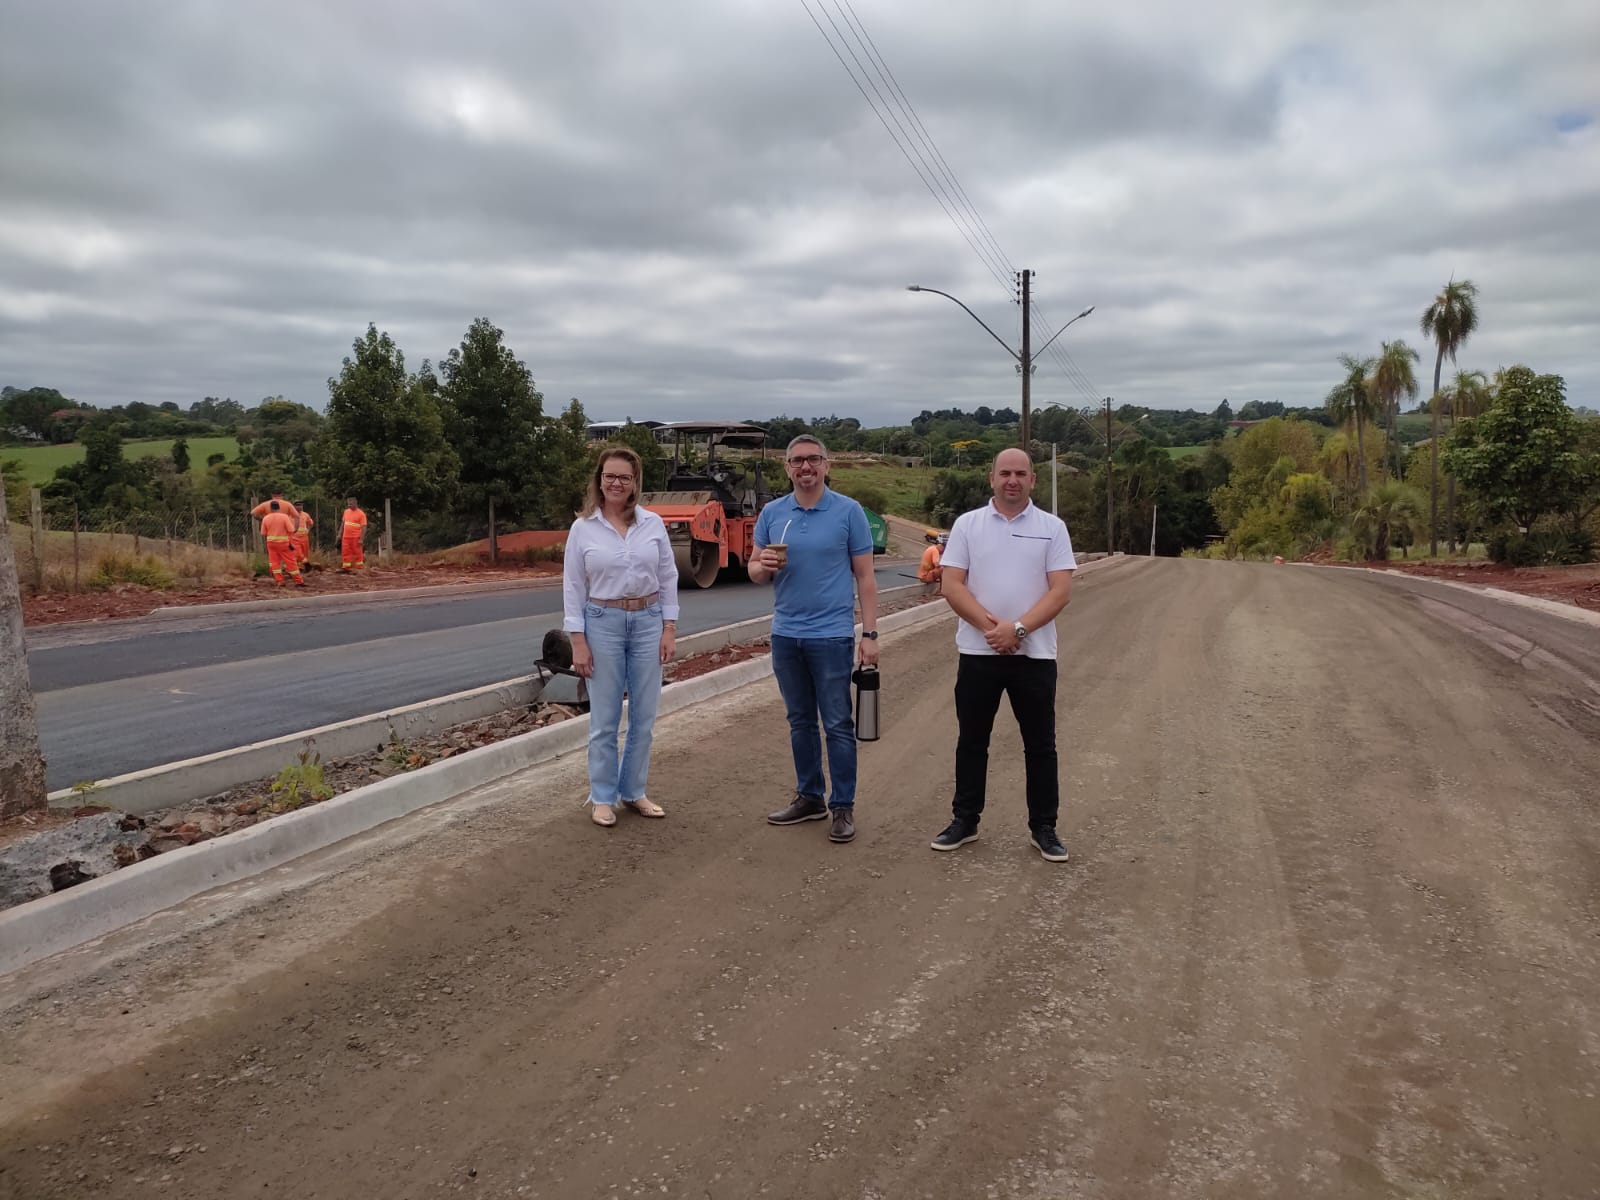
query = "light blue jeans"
(583, 603, 665, 807)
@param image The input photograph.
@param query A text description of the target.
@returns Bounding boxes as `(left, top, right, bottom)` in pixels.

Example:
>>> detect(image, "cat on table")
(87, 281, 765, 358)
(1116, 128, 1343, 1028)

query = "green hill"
(0, 437, 239, 486)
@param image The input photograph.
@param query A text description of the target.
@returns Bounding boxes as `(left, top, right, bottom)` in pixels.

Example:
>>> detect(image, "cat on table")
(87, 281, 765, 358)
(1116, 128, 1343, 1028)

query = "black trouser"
(952, 653, 1059, 830)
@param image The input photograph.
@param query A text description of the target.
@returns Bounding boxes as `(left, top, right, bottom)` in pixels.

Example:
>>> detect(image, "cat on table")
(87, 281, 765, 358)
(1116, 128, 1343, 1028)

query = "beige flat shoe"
(590, 803, 617, 827)
(622, 797, 666, 818)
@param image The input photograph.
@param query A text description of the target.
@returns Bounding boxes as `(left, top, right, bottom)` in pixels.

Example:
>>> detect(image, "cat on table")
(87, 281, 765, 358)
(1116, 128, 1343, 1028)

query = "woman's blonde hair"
(581, 446, 646, 520)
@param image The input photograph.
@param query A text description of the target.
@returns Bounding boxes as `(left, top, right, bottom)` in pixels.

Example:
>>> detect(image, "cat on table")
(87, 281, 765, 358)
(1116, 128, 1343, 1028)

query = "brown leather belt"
(591, 593, 660, 611)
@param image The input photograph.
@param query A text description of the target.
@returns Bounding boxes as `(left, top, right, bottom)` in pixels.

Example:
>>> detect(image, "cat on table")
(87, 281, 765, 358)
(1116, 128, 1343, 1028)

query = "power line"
(798, 0, 1013, 295)
(801, 0, 1012, 294)
(833, 0, 1017, 285)
(802, 1, 1104, 406)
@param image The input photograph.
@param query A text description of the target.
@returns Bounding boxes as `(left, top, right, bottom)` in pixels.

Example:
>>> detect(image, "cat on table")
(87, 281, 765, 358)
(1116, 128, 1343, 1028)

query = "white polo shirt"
(940, 500, 1076, 660)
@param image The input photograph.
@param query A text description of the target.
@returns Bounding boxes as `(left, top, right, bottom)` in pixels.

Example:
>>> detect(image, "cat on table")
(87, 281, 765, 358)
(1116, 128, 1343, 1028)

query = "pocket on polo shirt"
(1009, 531, 1053, 568)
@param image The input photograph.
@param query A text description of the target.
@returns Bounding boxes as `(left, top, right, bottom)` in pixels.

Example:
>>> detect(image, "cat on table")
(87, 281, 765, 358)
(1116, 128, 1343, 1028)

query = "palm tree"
(1318, 431, 1359, 515)
(1420, 279, 1480, 554)
(1354, 481, 1424, 562)
(1440, 367, 1490, 551)
(1325, 354, 1378, 497)
(0, 476, 48, 819)
(1371, 339, 1420, 486)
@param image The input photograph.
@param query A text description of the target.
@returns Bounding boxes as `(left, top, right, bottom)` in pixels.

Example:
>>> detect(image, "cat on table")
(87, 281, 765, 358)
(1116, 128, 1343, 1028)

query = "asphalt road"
(5, 557, 1598, 1198)
(27, 566, 911, 789)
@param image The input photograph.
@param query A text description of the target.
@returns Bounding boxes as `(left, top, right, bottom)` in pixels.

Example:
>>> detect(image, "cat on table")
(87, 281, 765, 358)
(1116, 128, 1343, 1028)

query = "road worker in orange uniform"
(293, 503, 314, 569)
(250, 492, 300, 524)
(260, 501, 306, 587)
(340, 497, 368, 571)
(918, 533, 946, 596)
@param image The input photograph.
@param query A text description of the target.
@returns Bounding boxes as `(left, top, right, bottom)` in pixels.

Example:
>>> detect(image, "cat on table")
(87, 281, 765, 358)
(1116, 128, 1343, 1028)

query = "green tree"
(1325, 355, 1378, 497)
(1439, 366, 1490, 550)
(245, 400, 323, 483)
(313, 325, 460, 515)
(520, 401, 591, 530)
(171, 437, 190, 476)
(1353, 481, 1424, 561)
(1420, 279, 1479, 553)
(1370, 340, 1420, 481)
(1444, 367, 1583, 536)
(1209, 417, 1320, 531)
(439, 318, 545, 555)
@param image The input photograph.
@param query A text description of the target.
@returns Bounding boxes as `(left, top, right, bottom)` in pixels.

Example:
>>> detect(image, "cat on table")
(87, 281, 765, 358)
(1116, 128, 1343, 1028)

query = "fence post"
(73, 504, 81, 592)
(29, 488, 43, 593)
(383, 498, 394, 562)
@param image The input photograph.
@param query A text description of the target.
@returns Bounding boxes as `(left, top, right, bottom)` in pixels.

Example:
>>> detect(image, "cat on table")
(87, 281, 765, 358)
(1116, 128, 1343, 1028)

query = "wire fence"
(8, 491, 397, 593)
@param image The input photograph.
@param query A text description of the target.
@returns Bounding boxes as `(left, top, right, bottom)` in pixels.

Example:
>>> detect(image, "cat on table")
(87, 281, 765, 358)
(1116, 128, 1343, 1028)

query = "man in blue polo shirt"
(931, 447, 1076, 863)
(749, 434, 879, 844)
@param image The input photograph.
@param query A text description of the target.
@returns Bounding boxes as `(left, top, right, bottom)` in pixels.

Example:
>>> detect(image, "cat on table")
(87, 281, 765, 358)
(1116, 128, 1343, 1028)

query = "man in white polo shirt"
(930, 447, 1077, 862)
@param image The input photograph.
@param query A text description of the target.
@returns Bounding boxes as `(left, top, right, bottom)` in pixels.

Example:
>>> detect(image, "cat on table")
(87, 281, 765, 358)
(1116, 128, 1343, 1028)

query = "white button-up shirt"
(940, 500, 1076, 660)
(562, 507, 681, 632)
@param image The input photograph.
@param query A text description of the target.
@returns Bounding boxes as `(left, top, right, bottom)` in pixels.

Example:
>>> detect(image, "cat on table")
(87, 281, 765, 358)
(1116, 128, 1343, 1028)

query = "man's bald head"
(991, 447, 1032, 474)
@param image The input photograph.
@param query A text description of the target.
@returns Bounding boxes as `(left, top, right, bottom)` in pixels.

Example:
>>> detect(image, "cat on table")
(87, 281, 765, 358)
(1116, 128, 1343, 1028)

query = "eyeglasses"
(602, 473, 634, 485)
(786, 455, 826, 467)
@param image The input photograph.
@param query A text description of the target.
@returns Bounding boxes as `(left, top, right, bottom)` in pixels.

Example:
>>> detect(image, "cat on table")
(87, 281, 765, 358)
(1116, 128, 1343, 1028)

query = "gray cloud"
(2, 0, 1598, 425)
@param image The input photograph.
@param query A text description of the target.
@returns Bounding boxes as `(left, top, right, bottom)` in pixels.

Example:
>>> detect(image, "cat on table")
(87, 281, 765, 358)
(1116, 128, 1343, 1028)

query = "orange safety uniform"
(918, 543, 943, 583)
(294, 510, 314, 566)
(260, 510, 305, 586)
(251, 497, 300, 523)
(340, 506, 368, 570)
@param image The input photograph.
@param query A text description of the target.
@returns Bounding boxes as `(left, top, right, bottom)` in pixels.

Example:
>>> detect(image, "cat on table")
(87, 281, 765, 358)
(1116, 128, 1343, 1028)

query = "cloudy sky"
(2, 0, 1597, 425)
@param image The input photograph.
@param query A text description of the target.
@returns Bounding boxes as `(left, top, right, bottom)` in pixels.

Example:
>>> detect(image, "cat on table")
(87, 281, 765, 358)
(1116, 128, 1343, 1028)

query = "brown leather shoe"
(828, 809, 855, 843)
(767, 793, 828, 825)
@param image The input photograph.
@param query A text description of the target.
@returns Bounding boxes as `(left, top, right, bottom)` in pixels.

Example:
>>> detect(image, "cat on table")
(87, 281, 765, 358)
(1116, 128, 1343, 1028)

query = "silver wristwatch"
(1013, 621, 1028, 641)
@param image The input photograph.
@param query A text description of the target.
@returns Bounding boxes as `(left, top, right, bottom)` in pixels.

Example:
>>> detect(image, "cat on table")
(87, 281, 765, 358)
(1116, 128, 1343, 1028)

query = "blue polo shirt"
(754, 487, 873, 638)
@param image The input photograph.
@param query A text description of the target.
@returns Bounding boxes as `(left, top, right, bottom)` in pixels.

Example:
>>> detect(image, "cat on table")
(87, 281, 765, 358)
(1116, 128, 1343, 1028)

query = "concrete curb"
(2, 598, 956, 976)
(47, 584, 925, 815)
(1315, 564, 1600, 630)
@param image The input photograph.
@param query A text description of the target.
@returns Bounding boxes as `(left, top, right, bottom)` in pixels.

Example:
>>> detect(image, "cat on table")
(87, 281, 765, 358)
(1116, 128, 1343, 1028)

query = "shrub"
(88, 551, 176, 590)
(1487, 528, 1594, 566)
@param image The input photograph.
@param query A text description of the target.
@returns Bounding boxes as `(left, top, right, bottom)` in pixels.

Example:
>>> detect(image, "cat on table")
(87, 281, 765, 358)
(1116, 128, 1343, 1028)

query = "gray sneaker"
(768, 793, 828, 825)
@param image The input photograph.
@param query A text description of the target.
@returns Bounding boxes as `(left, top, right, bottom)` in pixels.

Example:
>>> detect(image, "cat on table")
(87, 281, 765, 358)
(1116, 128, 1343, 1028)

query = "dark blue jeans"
(771, 635, 857, 810)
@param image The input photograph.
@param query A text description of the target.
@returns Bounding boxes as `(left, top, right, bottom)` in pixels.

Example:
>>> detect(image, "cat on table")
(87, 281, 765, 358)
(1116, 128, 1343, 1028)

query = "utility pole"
(1050, 442, 1057, 516)
(1105, 397, 1114, 554)
(0, 476, 48, 819)
(1019, 269, 1032, 450)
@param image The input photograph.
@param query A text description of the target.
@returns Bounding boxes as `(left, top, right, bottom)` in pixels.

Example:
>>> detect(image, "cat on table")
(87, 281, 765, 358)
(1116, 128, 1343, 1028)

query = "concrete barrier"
(2, 595, 956, 976)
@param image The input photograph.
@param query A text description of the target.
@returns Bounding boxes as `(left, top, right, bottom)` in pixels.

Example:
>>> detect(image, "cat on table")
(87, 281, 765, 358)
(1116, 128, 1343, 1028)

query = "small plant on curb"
(383, 735, 431, 773)
(66, 784, 115, 812)
(269, 750, 334, 812)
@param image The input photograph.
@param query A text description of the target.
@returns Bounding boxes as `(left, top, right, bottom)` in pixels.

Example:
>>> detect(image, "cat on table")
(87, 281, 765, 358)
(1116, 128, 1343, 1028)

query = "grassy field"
(0, 436, 240, 486)
(1165, 444, 1212, 459)
(824, 460, 940, 519)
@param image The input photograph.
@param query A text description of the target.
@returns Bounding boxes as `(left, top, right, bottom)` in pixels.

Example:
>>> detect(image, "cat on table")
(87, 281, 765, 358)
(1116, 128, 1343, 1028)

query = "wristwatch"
(862, 630, 879, 640)
(1013, 621, 1028, 641)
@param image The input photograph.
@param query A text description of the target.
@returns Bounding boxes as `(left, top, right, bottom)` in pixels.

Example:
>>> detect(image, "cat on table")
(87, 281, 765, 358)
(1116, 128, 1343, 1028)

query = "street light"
(907, 272, 1093, 448)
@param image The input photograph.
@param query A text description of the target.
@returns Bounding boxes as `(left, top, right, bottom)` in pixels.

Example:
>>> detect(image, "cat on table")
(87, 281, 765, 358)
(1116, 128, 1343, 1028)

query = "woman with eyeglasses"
(562, 447, 680, 827)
